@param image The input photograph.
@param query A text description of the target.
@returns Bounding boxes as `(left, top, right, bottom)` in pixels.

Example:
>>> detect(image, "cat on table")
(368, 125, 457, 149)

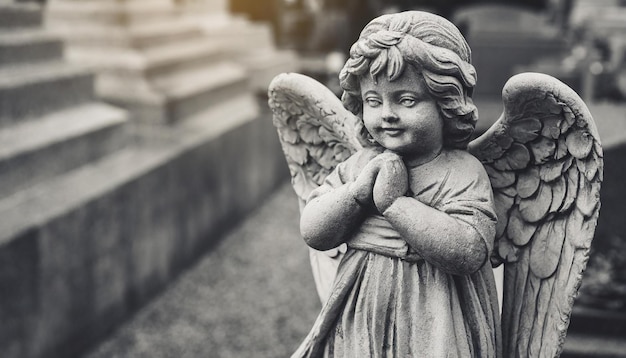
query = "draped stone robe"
(293, 148, 502, 358)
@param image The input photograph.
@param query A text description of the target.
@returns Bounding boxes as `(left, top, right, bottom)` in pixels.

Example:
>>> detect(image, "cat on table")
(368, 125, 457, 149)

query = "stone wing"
(468, 73, 603, 357)
(268, 73, 362, 302)
(268, 73, 362, 206)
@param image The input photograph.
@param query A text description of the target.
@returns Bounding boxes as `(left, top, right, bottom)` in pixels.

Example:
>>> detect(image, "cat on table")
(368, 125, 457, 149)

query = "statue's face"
(360, 65, 444, 165)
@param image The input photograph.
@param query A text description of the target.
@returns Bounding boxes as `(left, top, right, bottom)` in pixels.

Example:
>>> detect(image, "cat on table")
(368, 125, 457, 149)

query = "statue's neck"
(403, 147, 443, 168)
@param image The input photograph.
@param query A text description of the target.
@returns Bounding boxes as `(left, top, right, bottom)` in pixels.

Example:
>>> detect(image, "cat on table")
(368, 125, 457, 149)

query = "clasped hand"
(349, 152, 409, 213)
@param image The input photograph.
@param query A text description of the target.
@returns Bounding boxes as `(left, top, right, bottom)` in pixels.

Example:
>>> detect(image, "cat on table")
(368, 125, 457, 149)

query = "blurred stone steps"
(68, 36, 225, 82)
(46, 0, 257, 123)
(46, 0, 176, 26)
(140, 37, 224, 78)
(0, 61, 94, 125)
(197, 13, 276, 52)
(127, 20, 205, 49)
(102, 61, 249, 123)
(0, 30, 63, 66)
(238, 48, 299, 92)
(0, 134, 168, 247)
(181, 6, 300, 93)
(0, 103, 128, 199)
(48, 19, 205, 50)
(158, 62, 248, 122)
(0, 2, 42, 29)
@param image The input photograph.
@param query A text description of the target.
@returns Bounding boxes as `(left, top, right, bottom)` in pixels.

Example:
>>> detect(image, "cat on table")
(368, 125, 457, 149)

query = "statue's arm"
(383, 198, 489, 275)
(300, 183, 368, 251)
(301, 151, 384, 251)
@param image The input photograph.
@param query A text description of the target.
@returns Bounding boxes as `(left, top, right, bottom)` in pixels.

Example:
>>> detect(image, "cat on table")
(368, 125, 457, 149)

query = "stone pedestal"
(176, 0, 299, 92)
(45, 0, 257, 123)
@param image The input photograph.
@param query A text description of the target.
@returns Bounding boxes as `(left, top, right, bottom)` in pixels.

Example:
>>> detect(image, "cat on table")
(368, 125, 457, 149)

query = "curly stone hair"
(339, 11, 478, 149)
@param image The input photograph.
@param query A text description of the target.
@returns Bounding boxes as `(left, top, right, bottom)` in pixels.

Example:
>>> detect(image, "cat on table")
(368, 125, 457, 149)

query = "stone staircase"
(0, 2, 289, 358)
(0, 1, 129, 214)
(44, 0, 255, 123)
(177, 0, 299, 92)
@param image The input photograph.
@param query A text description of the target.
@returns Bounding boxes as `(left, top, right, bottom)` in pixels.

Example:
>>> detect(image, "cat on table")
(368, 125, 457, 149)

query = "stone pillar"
(45, 0, 258, 123)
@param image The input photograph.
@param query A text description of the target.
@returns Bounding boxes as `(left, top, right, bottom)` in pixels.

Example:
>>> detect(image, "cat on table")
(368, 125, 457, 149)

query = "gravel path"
(86, 184, 321, 358)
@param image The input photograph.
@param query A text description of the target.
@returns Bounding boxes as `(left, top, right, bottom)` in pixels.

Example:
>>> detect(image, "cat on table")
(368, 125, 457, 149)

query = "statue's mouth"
(380, 128, 404, 137)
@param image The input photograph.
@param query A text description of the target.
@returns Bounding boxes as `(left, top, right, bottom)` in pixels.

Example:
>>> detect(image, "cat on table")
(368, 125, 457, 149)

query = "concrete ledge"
(0, 96, 288, 358)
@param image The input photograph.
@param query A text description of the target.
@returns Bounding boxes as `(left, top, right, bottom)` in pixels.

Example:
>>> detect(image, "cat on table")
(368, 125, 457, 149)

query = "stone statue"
(268, 11, 602, 358)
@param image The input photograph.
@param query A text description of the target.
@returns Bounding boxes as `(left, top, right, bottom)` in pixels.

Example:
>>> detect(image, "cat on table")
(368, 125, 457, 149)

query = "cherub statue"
(269, 11, 602, 358)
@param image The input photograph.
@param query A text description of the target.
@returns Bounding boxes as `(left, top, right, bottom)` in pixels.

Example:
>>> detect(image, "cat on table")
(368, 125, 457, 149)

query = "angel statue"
(268, 11, 602, 358)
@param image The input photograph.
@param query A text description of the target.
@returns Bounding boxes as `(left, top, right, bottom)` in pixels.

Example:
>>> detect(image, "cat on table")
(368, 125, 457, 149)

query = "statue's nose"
(381, 104, 398, 122)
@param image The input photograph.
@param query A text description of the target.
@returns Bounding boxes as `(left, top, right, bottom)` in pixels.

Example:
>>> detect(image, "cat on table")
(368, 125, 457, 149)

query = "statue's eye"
(400, 97, 416, 107)
(365, 98, 382, 108)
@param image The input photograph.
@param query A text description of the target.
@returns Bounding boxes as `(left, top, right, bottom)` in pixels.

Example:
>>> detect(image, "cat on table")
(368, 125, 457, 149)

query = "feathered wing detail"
(268, 73, 363, 302)
(469, 73, 603, 357)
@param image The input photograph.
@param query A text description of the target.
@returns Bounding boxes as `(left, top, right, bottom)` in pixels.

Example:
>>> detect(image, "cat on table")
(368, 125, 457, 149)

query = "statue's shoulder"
(445, 149, 483, 166)
(439, 149, 489, 180)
